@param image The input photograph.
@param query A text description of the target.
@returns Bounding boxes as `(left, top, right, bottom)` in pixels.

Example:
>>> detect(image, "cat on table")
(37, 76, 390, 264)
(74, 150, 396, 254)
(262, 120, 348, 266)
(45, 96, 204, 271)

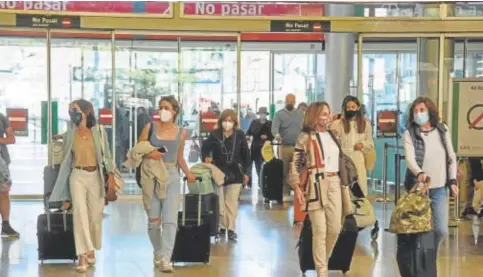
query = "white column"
(324, 4, 355, 113)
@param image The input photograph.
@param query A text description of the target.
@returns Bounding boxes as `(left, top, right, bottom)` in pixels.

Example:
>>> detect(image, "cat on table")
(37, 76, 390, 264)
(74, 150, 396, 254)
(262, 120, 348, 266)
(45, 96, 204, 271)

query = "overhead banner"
(181, 2, 324, 19)
(452, 78, 483, 157)
(0, 1, 173, 17)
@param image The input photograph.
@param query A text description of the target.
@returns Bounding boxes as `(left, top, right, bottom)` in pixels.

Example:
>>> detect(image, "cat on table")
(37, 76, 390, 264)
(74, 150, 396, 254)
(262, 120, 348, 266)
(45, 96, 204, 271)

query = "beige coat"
(123, 142, 169, 210)
(289, 132, 348, 212)
(331, 119, 374, 197)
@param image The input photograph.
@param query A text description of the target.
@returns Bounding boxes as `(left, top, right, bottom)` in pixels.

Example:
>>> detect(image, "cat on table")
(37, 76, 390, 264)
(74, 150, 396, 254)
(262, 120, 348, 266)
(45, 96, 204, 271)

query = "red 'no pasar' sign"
(6, 108, 28, 136)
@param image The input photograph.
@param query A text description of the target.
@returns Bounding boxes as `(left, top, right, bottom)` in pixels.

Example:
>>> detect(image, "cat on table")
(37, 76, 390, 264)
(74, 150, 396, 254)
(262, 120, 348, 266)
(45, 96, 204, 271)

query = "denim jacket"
(49, 123, 115, 202)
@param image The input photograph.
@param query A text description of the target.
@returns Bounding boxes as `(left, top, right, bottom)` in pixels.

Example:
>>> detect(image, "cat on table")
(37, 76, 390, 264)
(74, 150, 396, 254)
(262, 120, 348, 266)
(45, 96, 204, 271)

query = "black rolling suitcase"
(396, 232, 437, 277)
(183, 193, 219, 238)
(328, 215, 359, 274)
(298, 215, 359, 274)
(171, 177, 211, 264)
(261, 143, 284, 203)
(37, 210, 76, 263)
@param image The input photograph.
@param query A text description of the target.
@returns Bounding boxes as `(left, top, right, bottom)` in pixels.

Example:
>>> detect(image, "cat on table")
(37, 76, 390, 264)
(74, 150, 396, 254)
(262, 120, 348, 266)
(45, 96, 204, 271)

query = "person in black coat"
(201, 109, 250, 241)
(246, 107, 274, 186)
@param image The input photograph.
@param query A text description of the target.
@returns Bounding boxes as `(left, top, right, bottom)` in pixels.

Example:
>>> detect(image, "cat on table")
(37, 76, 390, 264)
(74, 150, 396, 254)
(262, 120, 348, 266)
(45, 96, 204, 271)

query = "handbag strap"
(97, 125, 107, 166)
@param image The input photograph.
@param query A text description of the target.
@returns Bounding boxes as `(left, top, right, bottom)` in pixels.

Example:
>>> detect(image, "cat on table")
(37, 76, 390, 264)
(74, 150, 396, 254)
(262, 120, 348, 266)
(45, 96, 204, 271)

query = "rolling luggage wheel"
(371, 220, 380, 240)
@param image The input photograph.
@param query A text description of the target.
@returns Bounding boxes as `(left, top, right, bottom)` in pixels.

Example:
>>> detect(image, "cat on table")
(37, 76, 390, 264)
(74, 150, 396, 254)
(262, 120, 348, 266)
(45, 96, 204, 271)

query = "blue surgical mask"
(414, 111, 429, 126)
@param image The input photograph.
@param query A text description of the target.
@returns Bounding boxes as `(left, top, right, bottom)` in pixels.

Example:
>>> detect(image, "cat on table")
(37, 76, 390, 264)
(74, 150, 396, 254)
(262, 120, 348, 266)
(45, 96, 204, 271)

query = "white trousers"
(69, 169, 104, 256)
(218, 184, 242, 231)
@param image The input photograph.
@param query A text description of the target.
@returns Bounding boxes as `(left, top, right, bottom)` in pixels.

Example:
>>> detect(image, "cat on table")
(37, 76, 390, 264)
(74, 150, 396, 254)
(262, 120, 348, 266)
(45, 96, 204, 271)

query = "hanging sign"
(98, 108, 113, 126)
(6, 108, 28, 137)
(270, 20, 330, 32)
(181, 2, 324, 19)
(1, 1, 173, 17)
(451, 79, 483, 157)
(16, 14, 80, 28)
(376, 110, 398, 138)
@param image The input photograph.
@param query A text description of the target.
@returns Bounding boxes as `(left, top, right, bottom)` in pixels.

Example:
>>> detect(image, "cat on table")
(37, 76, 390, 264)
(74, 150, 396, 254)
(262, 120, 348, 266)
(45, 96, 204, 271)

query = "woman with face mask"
(246, 107, 274, 187)
(48, 99, 116, 273)
(137, 96, 196, 273)
(331, 96, 374, 197)
(289, 102, 343, 277)
(201, 109, 251, 241)
(403, 96, 458, 249)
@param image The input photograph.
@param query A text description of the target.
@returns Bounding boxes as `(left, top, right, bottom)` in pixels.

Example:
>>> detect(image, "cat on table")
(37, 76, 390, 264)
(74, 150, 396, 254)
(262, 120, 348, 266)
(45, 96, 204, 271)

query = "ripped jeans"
(146, 169, 181, 259)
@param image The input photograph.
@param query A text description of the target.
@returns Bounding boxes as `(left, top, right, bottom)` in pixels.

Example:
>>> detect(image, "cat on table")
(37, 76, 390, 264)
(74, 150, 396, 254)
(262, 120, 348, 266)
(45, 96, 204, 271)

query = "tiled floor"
(2, 190, 483, 277)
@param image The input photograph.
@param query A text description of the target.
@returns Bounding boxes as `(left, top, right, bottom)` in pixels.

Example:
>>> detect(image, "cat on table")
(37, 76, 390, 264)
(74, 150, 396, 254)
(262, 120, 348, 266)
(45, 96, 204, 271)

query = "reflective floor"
(2, 190, 483, 277)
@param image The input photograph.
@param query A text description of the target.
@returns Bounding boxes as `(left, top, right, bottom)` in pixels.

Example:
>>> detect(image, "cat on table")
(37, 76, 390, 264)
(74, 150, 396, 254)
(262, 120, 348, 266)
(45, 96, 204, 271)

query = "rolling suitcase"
(37, 210, 76, 263)
(43, 165, 62, 210)
(396, 232, 437, 277)
(171, 177, 211, 264)
(328, 215, 359, 274)
(261, 143, 283, 203)
(183, 193, 219, 237)
(298, 215, 359, 274)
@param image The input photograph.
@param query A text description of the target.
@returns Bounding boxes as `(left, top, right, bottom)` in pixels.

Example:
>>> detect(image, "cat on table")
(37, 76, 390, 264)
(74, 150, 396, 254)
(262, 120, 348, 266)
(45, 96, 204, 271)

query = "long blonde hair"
(302, 101, 331, 133)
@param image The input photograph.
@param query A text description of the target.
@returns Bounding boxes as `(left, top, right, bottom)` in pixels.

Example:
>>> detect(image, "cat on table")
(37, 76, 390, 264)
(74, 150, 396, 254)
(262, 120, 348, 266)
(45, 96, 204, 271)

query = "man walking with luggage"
(272, 94, 304, 202)
(0, 113, 19, 238)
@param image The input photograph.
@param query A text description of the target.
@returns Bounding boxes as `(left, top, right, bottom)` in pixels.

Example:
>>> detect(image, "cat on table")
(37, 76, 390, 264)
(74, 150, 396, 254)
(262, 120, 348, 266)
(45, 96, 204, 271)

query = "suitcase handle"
(182, 176, 203, 227)
(45, 205, 69, 232)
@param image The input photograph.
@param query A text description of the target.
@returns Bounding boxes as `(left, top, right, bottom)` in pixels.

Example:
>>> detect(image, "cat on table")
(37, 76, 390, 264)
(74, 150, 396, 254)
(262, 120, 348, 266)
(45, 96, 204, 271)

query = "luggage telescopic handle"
(183, 176, 202, 182)
(181, 176, 203, 226)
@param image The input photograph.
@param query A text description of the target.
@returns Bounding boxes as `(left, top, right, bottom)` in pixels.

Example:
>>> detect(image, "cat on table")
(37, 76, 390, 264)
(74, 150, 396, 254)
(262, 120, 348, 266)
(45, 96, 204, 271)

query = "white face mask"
(222, 121, 234, 131)
(159, 109, 172, 123)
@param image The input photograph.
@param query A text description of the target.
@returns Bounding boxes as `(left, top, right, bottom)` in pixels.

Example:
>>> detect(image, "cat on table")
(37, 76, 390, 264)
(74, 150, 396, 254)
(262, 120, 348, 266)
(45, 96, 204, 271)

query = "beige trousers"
(69, 169, 105, 256)
(218, 184, 242, 231)
(280, 145, 294, 194)
(308, 176, 342, 277)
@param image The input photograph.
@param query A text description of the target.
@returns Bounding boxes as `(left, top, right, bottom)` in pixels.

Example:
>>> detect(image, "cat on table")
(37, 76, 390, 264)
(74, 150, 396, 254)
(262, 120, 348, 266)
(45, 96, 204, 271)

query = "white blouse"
(318, 132, 340, 172)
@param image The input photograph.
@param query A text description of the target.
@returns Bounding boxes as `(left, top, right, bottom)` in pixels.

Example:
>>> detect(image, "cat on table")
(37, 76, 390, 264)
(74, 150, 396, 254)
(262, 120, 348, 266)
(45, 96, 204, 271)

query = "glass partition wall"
(7, 28, 471, 198)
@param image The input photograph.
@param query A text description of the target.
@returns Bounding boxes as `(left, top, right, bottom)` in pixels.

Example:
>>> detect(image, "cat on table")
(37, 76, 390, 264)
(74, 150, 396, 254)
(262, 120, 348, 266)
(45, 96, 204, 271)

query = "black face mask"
(69, 110, 83, 126)
(285, 104, 294, 111)
(344, 110, 358, 119)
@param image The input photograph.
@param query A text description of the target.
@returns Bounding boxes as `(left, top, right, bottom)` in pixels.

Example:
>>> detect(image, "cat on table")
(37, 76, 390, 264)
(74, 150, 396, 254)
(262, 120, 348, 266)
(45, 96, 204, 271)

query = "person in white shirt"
(289, 102, 342, 277)
(403, 96, 458, 249)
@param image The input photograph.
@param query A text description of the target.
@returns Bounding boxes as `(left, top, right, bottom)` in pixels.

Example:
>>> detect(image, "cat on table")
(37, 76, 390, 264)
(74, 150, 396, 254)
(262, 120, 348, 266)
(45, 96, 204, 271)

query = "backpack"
(135, 124, 153, 189)
(188, 165, 215, 194)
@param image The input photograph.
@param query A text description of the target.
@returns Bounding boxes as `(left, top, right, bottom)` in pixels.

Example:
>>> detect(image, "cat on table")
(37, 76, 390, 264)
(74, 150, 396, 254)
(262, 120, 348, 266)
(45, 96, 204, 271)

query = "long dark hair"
(72, 99, 96, 128)
(341, 96, 366, 134)
(407, 96, 440, 128)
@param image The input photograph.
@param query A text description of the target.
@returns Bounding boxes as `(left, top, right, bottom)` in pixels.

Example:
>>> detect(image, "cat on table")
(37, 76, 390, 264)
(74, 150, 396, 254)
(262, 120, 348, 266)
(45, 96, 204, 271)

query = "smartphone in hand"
(157, 146, 168, 153)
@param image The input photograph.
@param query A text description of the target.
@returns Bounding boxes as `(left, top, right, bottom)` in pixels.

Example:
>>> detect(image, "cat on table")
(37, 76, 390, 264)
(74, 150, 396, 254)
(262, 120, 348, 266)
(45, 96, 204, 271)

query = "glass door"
(358, 34, 442, 197)
(111, 33, 240, 196)
(273, 52, 321, 112)
(0, 30, 48, 196)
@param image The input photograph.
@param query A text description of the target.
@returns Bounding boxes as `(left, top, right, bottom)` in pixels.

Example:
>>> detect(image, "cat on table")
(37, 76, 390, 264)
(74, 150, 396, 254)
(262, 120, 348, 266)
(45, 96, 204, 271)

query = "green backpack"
(188, 166, 215, 194)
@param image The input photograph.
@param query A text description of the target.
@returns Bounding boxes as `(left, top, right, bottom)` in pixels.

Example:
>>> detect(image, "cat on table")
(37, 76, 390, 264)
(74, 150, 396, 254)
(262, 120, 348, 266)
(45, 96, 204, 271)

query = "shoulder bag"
(98, 125, 124, 202)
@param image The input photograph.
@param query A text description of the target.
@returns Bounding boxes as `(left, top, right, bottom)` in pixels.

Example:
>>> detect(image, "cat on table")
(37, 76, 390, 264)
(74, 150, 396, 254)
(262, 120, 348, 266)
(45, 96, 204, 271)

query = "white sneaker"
(153, 253, 162, 267)
(160, 258, 174, 273)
